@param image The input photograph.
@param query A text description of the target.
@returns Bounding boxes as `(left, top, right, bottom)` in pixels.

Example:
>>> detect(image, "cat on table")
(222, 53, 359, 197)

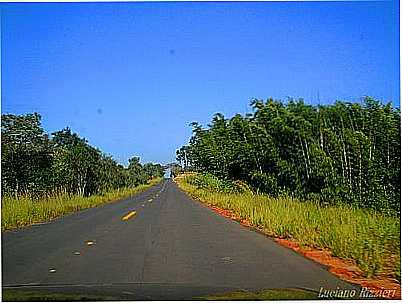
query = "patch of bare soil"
(275, 238, 400, 299)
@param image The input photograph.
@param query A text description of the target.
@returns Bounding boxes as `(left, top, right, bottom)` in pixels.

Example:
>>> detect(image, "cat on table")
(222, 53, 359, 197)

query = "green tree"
(179, 97, 400, 213)
(1, 113, 53, 198)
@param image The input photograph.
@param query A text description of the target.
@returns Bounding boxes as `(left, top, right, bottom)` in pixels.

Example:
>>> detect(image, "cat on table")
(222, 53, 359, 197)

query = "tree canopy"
(178, 97, 400, 214)
(1, 113, 165, 198)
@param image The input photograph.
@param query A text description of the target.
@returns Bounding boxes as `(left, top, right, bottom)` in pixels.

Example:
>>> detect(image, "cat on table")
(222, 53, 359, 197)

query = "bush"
(250, 171, 279, 196)
(185, 173, 232, 193)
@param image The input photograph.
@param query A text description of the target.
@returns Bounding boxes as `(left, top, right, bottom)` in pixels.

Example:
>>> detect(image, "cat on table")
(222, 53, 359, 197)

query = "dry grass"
(177, 174, 400, 281)
(1, 178, 162, 231)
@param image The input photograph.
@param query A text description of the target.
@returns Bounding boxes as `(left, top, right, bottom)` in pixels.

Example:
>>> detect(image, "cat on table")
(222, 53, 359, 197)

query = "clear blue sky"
(1, 1, 399, 165)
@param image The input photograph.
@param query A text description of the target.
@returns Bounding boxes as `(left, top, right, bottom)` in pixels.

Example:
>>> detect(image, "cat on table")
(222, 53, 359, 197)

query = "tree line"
(177, 97, 400, 214)
(1, 113, 164, 199)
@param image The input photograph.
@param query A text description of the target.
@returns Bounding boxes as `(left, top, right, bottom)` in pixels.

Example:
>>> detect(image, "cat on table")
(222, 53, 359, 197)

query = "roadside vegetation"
(2, 289, 119, 301)
(176, 97, 400, 280)
(1, 113, 165, 230)
(178, 173, 400, 280)
(2, 177, 161, 231)
(177, 97, 400, 214)
(2, 287, 318, 301)
(196, 288, 318, 300)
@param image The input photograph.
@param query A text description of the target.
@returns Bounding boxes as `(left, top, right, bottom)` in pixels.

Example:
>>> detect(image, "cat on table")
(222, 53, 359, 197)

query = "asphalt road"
(2, 179, 357, 300)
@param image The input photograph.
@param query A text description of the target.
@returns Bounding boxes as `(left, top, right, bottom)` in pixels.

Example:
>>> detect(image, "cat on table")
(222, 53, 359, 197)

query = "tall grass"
(178, 174, 400, 280)
(1, 178, 162, 231)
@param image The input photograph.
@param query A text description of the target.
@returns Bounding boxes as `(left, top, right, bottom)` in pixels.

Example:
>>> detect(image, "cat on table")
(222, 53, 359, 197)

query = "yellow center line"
(122, 211, 137, 221)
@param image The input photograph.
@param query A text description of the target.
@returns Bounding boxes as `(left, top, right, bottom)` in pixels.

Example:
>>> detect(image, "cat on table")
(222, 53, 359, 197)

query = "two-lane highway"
(2, 179, 357, 299)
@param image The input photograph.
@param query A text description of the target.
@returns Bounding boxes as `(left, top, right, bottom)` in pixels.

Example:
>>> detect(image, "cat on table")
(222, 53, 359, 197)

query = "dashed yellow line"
(122, 211, 137, 221)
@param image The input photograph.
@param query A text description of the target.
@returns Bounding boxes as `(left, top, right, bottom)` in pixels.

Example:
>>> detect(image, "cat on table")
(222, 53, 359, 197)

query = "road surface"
(2, 179, 357, 299)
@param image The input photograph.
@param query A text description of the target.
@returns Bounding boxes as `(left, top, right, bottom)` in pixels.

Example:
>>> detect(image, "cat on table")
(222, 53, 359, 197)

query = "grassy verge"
(177, 174, 400, 281)
(1, 178, 162, 231)
(2, 288, 318, 301)
(1, 289, 118, 301)
(195, 288, 318, 300)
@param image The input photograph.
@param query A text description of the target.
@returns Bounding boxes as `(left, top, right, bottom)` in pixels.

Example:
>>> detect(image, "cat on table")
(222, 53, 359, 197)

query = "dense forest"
(1, 113, 164, 199)
(177, 97, 400, 214)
